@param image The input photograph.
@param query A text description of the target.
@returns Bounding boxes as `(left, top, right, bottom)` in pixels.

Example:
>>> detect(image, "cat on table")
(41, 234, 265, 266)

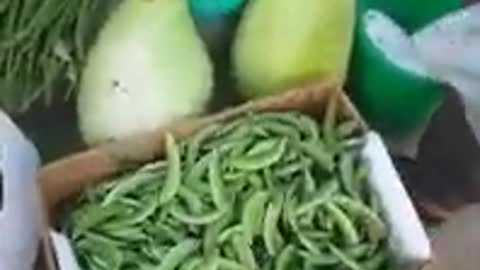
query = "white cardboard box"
(47, 131, 432, 270)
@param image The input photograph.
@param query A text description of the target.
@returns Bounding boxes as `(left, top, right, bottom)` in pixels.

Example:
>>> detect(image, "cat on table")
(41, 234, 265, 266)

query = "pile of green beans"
(62, 107, 391, 270)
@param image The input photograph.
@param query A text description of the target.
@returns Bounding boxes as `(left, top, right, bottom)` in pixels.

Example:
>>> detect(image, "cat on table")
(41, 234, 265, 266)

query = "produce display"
(61, 107, 392, 270)
(3, 0, 475, 269)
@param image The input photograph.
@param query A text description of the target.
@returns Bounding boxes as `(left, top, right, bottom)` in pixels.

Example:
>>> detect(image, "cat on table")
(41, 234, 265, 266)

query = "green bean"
(159, 133, 182, 205)
(355, 163, 369, 184)
(229, 179, 249, 194)
(206, 124, 251, 151)
(324, 202, 360, 245)
(327, 243, 365, 270)
(178, 186, 205, 214)
(209, 150, 230, 211)
(187, 124, 221, 167)
(263, 168, 275, 192)
(296, 232, 322, 255)
(204, 211, 233, 256)
(89, 254, 110, 270)
(151, 223, 186, 243)
(230, 139, 287, 171)
(297, 249, 339, 266)
(262, 259, 274, 270)
(263, 196, 285, 256)
(117, 197, 141, 208)
(230, 137, 256, 157)
(254, 112, 318, 140)
(217, 257, 250, 270)
(101, 226, 147, 242)
(205, 136, 248, 156)
(185, 151, 212, 184)
(73, 204, 123, 230)
(142, 244, 169, 261)
(282, 148, 300, 164)
(247, 139, 282, 156)
(275, 245, 296, 270)
(341, 138, 366, 150)
(247, 173, 265, 189)
(243, 191, 270, 244)
(368, 192, 382, 216)
(180, 257, 204, 270)
(345, 244, 371, 259)
(323, 95, 338, 150)
(157, 239, 200, 270)
(362, 250, 387, 269)
(232, 234, 258, 270)
(273, 159, 310, 179)
(355, 164, 371, 201)
(170, 205, 226, 225)
(333, 195, 387, 242)
(295, 114, 321, 141)
(297, 210, 315, 229)
(218, 225, 243, 243)
(101, 171, 160, 206)
(293, 140, 334, 172)
(203, 223, 219, 257)
(302, 261, 315, 270)
(295, 180, 339, 216)
(223, 245, 237, 260)
(337, 120, 359, 138)
(120, 193, 158, 225)
(283, 181, 300, 231)
(82, 231, 126, 248)
(198, 256, 219, 270)
(259, 120, 301, 140)
(252, 126, 270, 138)
(302, 230, 331, 241)
(339, 153, 357, 197)
(223, 171, 248, 182)
(213, 117, 248, 139)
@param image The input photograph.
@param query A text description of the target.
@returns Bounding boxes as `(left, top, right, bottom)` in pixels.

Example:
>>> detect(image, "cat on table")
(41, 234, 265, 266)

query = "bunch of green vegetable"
(62, 109, 391, 270)
(0, 0, 119, 113)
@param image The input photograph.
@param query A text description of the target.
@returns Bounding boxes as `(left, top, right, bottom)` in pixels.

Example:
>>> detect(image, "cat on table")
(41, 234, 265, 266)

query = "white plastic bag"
(0, 110, 42, 270)
(413, 3, 480, 145)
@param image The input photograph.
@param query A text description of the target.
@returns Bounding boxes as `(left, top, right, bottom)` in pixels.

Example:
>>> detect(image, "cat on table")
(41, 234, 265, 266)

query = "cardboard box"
(37, 80, 432, 270)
